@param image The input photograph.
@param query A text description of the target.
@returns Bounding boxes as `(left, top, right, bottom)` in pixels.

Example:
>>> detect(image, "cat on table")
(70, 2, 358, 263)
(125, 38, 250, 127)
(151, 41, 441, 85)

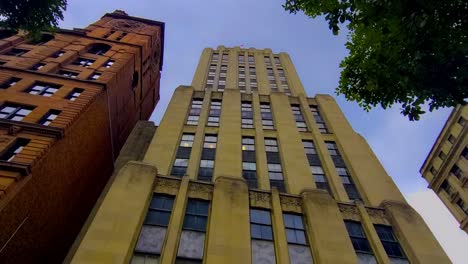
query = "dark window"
(52, 51, 65, 58)
(448, 135, 456, 144)
(0, 61, 5, 65)
(440, 180, 454, 195)
(182, 199, 209, 232)
(241, 101, 254, 128)
(458, 117, 465, 126)
(242, 137, 258, 188)
(104, 59, 115, 68)
(374, 225, 406, 258)
(88, 72, 101, 80)
(337, 167, 362, 200)
(103, 30, 115, 38)
(0, 103, 34, 121)
(0, 77, 21, 89)
(73, 57, 95, 68)
(27, 82, 61, 97)
(456, 199, 468, 215)
(291, 104, 308, 131)
(265, 138, 285, 192)
(31, 63, 45, 71)
(345, 221, 373, 254)
(198, 135, 217, 182)
(430, 166, 437, 175)
(310, 105, 328, 133)
(66, 88, 84, 101)
(171, 134, 195, 176)
(250, 209, 273, 241)
(450, 164, 463, 179)
(187, 99, 203, 125)
(39, 110, 60, 126)
(58, 70, 79, 78)
(438, 151, 446, 160)
(115, 32, 127, 41)
(88, 43, 111, 55)
(132, 71, 139, 88)
(461, 147, 468, 160)
(207, 100, 221, 127)
(283, 213, 307, 245)
(0, 30, 16, 39)
(260, 103, 274, 129)
(4, 48, 29, 56)
(0, 138, 30, 162)
(28, 34, 53, 45)
(144, 195, 175, 226)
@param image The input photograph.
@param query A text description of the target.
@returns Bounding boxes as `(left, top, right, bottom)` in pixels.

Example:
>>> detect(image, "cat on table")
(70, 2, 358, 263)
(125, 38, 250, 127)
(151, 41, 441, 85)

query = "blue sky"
(60, 0, 466, 262)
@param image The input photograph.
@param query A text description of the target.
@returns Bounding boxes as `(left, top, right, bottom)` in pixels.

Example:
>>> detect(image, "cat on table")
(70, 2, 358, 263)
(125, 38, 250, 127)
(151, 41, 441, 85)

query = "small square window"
(27, 82, 61, 97)
(104, 60, 115, 68)
(59, 70, 79, 78)
(66, 88, 84, 101)
(52, 51, 65, 58)
(448, 135, 456, 144)
(39, 110, 60, 126)
(0, 77, 21, 89)
(458, 117, 465, 126)
(88, 72, 101, 80)
(5, 48, 29, 56)
(31, 63, 45, 71)
(73, 57, 95, 68)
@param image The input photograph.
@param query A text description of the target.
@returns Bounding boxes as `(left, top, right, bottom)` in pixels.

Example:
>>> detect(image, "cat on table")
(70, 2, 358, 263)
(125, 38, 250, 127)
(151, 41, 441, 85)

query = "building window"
(103, 30, 115, 39)
(291, 104, 308, 132)
(0, 103, 34, 121)
(0, 77, 21, 89)
(241, 101, 254, 128)
(88, 72, 101, 80)
(211, 53, 219, 62)
(0, 138, 30, 162)
(66, 88, 84, 101)
(345, 221, 373, 254)
(260, 103, 274, 130)
(207, 100, 221, 127)
(4, 48, 29, 56)
(438, 151, 446, 160)
(198, 135, 217, 182)
(440, 180, 454, 196)
(176, 199, 209, 262)
(58, 70, 79, 78)
(238, 54, 245, 63)
(250, 209, 276, 263)
(284, 213, 313, 263)
(448, 134, 456, 144)
(104, 59, 115, 68)
(132, 195, 175, 263)
(171, 133, 195, 176)
(264, 56, 272, 67)
(265, 138, 286, 192)
(462, 147, 468, 160)
(430, 166, 437, 175)
(242, 137, 257, 189)
(88, 43, 111, 55)
(374, 225, 407, 259)
(39, 110, 60, 126)
(31, 63, 45, 71)
(450, 164, 463, 179)
(115, 32, 127, 41)
(52, 51, 65, 58)
(456, 199, 468, 215)
(458, 117, 465, 126)
(303, 140, 332, 194)
(27, 82, 61, 97)
(310, 105, 329, 133)
(248, 55, 255, 65)
(222, 52, 229, 63)
(187, 98, 203, 125)
(73, 57, 95, 68)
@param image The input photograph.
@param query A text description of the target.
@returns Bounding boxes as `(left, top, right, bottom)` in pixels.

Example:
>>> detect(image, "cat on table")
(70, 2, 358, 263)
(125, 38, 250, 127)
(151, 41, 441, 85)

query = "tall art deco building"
(71, 46, 450, 264)
(0, 11, 164, 263)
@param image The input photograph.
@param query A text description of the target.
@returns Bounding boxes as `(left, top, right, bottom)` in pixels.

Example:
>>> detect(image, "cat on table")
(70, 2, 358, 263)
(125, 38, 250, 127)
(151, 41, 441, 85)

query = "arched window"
(0, 30, 16, 40)
(29, 34, 54, 45)
(88, 43, 111, 55)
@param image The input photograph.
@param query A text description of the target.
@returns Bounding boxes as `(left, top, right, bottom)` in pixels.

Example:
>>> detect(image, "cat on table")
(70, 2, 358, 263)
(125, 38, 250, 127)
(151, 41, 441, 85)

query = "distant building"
(0, 10, 164, 263)
(71, 46, 449, 264)
(421, 105, 467, 232)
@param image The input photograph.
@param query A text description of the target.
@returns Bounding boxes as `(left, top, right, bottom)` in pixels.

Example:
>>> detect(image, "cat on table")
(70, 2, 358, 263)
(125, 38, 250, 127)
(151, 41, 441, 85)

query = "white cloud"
(406, 190, 468, 264)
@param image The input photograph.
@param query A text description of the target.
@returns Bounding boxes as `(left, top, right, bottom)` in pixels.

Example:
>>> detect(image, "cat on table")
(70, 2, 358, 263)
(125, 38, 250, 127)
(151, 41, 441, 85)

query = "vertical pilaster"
(226, 48, 238, 90)
(271, 189, 290, 264)
(213, 89, 242, 179)
(252, 94, 270, 189)
(144, 86, 193, 175)
(271, 93, 314, 194)
(301, 189, 357, 263)
(205, 177, 251, 264)
(356, 202, 390, 264)
(160, 176, 189, 264)
(254, 49, 270, 95)
(278, 52, 306, 96)
(382, 200, 451, 264)
(191, 48, 212, 90)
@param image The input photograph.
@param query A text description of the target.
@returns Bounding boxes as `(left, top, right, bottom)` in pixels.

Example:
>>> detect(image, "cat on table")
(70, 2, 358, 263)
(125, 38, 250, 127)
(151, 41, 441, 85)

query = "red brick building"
(0, 10, 164, 263)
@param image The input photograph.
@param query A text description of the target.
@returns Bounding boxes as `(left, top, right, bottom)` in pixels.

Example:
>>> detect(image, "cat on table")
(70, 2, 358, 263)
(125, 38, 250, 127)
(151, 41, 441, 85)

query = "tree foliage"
(0, 0, 67, 39)
(284, 0, 467, 120)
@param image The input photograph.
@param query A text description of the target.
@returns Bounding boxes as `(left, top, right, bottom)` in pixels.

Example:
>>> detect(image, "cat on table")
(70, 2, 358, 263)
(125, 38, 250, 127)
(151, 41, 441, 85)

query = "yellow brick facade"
(421, 104, 468, 232)
(71, 47, 450, 263)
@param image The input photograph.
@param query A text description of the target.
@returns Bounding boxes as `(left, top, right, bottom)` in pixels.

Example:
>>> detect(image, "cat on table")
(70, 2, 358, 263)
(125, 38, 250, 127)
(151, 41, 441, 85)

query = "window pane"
(250, 209, 271, 225)
(174, 159, 188, 167)
(261, 225, 273, 240)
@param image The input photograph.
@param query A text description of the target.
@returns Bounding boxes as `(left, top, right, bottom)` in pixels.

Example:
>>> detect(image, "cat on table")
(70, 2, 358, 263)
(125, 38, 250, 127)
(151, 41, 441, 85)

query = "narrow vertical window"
(283, 213, 313, 264)
(374, 225, 408, 262)
(326, 141, 361, 200)
(278, 69, 290, 95)
(242, 137, 257, 189)
(66, 88, 84, 101)
(267, 67, 277, 91)
(249, 64, 257, 90)
(0, 138, 30, 162)
(176, 199, 209, 263)
(241, 101, 254, 128)
(222, 52, 229, 63)
(186, 98, 203, 125)
(132, 195, 175, 263)
(450, 164, 463, 179)
(198, 135, 217, 182)
(310, 105, 329, 133)
(303, 140, 332, 195)
(345, 221, 376, 263)
(207, 99, 221, 127)
(171, 133, 194, 176)
(250, 209, 276, 264)
(265, 138, 286, 192)
(291, 104, 308, 132)
(260, 102, 274, 130)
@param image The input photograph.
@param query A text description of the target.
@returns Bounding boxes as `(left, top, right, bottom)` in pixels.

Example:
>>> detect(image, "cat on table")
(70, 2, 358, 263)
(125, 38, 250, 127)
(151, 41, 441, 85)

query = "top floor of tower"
(191, 46, 305, 96)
